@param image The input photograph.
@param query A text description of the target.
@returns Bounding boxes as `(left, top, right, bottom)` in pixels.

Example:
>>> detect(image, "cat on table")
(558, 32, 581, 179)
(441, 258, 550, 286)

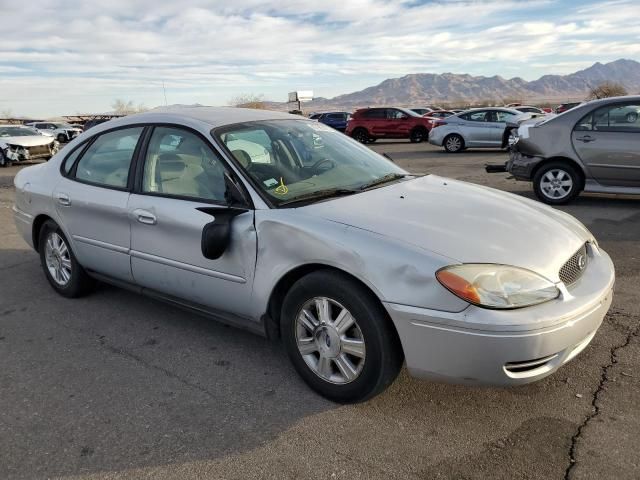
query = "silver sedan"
(13, 107, 614, 402)
(428, 107, 529, 152)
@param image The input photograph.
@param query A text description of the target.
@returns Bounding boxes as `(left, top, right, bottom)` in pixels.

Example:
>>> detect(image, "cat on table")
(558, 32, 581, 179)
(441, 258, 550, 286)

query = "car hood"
(303, 175, 592, 281)
(1, 135, 54, 147)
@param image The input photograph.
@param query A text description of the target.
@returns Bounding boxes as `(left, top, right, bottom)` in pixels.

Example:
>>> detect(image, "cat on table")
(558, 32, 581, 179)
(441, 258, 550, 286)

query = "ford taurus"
(13, 107, 615, 402)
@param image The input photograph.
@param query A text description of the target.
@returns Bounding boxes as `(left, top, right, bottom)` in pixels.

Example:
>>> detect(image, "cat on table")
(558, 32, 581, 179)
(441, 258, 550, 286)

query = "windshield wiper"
(358, 173, 410, 191)
(278, 188, 359, 207)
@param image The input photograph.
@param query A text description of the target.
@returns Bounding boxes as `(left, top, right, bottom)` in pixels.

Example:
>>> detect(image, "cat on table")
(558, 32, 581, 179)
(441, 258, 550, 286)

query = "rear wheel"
(533, 162, 582, 205)
(39, 220, 94, 297)
(352, 128, 371, 144)
(626, 112, 638, 123)
(0, 150, 9, 167)
(443, 134, 464, 153)
(281, 270, 403, 403)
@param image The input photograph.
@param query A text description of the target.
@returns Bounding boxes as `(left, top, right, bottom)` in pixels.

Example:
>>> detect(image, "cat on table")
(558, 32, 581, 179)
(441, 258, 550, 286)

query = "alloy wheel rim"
(446, 136, 461, 151)
(295, 297, 366, 384)
(44, 232, 72, 286)
(540, 169, 573, 199)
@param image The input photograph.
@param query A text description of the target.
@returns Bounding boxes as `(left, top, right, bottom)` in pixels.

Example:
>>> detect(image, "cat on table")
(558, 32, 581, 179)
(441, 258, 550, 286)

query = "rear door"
(53, 126, 145, 282)
(572, 101, 640, 187)
(127, 125, 257, 318)
(365, 109, 388, 136)
(458, 110, 491, 146)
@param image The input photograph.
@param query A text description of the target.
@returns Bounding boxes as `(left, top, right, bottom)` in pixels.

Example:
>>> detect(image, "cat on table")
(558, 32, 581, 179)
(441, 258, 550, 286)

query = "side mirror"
(198, 208, 247, 260)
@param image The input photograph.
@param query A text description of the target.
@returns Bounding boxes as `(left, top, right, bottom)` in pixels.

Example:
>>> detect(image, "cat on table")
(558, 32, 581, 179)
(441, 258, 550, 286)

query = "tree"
(587, 82, 628, 100)
(111, 99, 148, 115)
(228, 93, 267, 109)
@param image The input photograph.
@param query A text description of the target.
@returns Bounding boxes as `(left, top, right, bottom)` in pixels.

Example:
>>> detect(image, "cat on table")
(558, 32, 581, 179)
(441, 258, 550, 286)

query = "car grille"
(27, 144, 51, 157)
(559, 243, 588, 286)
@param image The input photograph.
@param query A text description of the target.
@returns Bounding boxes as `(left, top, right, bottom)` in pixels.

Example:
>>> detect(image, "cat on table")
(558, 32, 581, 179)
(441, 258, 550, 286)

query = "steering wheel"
(310, 158, 335, 175)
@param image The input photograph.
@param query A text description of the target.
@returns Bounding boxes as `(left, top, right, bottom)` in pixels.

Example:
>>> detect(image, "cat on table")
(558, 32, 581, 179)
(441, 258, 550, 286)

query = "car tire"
(57, 133, 67, 143)
(410, 127, 428, 143)
(281, 270, 403, 403)
(626, 112, 638, 123)
(443, 134, 464, 153)
(39, 220, 95, 298)
(0, 150, 7, 167)
(533, 162, 582, 205)
(352, 128, 370, 144)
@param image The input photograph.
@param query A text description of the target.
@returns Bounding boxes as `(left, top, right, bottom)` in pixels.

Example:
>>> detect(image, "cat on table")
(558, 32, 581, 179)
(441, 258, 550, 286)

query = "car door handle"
(576, 135, 595, 143)
(133, 209, 157, 225)
(56, 193, 71, 206)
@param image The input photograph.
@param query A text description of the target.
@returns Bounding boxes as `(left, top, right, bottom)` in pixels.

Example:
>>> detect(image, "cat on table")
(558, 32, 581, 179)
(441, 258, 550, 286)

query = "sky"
(1, 0, 639, 117)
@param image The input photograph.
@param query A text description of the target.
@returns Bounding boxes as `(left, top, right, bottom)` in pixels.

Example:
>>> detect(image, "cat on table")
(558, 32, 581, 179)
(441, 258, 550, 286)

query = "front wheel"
(410, 128, 427, 143)
(626, 112, 638, 123)
(533, 162, 582, 205)
(281, 270, 403, 403)
(57, 133, 67, 143)
(39, 220, 95, 297)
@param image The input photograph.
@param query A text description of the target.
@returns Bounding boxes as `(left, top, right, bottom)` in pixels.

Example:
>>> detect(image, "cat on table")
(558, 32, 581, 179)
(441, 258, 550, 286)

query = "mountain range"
(298, 59, 640, 109)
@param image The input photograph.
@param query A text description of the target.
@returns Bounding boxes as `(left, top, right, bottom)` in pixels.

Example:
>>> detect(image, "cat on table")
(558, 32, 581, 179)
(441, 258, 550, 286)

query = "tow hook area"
(485, 163, 507, 173)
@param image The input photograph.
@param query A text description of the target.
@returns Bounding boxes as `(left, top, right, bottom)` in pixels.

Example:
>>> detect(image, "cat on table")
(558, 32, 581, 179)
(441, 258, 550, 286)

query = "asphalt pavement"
(0, 141, 638, 479)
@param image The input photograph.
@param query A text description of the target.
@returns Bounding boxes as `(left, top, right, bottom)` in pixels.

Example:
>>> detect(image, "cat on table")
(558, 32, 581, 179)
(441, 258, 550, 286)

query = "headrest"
(157, 153, 185, 174)
(232, 149, 252, 168)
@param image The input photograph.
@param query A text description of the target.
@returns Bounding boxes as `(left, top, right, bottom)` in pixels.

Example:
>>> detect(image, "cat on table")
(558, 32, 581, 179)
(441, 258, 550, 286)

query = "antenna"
(162, 81, 168, 106)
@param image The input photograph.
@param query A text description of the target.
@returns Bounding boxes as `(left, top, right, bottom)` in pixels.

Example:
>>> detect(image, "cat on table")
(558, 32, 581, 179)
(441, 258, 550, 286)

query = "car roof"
(463, 107, 522, 114)
(128, 106, 298, 127)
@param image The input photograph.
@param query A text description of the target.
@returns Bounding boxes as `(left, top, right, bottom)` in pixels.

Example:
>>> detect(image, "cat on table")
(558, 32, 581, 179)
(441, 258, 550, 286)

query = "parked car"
(346, 107, 432, 143)
(0, 125, 58, 166)
(13, 107, 614, 402)
(555, 102, 581, 114)
(423, 110, 456, 130)
(409, 107, 433, 116)
(83, 118, 112, 131)
(310, 111, 351, 131)
(428, 107, 528, 152)
(514, 106, 546, 115)
(505, 95, 640, 204)
(26, 122, 82, 143)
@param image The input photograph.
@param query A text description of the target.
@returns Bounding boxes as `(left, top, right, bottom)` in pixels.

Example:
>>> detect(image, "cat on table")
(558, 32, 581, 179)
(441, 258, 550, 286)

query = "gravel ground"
(0, 141, 638, 480)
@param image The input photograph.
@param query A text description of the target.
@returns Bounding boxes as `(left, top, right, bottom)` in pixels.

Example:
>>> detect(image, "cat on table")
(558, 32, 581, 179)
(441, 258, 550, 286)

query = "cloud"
(0, 0, 638, 116)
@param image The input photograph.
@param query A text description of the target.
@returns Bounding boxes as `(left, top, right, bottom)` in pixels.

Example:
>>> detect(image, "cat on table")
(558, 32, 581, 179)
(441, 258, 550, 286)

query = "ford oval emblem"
(577, 254, 586, 270)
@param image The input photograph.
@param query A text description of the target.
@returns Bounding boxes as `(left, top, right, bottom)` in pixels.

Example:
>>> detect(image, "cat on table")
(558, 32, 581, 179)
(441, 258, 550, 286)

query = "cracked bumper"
(384, 246, 615, 386)
(507, 150, 544, 181)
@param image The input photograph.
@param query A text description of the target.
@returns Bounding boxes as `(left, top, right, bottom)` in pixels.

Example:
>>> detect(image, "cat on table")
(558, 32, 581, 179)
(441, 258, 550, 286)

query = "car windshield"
(0, 127, 40, 137)
(215, 119, 408, 206)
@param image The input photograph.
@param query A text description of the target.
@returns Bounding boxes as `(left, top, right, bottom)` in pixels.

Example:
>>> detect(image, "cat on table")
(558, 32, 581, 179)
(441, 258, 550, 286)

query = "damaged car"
(25, 121, 82, 143)
(13, 107, 614, 402)
(503, 95, 640, 204)
(0, 125, 59, 167)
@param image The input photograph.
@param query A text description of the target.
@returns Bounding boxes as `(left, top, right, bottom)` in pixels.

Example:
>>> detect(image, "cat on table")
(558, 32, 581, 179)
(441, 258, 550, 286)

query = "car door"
(387, 109, 412, 137)
(53, 126, 144, 282)
(458, 111, 491, 146)
(572, 101, 640, 187)
(127, 125, 257, 318)
(367, 109, 388, 136)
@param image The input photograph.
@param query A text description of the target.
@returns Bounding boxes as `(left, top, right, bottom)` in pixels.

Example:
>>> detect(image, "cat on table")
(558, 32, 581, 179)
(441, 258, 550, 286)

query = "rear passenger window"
(62, 144, 85, 175)
(575, 103, 640, 133)
(74, 127, 143, 188)
(361, 109, 386, 119)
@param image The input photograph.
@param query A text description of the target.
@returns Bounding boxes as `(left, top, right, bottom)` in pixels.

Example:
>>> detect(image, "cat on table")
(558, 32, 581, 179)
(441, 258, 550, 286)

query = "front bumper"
(384, 245, 615, 386)
(507, 150, 544, 181)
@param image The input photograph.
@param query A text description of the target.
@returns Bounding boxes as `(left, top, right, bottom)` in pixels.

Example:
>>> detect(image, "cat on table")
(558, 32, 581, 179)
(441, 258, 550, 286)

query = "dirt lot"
(0, 142, 638, 480)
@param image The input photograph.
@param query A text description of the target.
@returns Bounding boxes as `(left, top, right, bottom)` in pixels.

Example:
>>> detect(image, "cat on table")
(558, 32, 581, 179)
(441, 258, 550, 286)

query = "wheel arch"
(264, 263, 400, 351)
(531, 156, 586, 188)
(32, 214, 54, 252)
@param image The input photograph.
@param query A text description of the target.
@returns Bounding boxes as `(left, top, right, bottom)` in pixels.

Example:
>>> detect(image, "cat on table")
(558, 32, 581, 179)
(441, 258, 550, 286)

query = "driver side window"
(142, 127, 228, 203)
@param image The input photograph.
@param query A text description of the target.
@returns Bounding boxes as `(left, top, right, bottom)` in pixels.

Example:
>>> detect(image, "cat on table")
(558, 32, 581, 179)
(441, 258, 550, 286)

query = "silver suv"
(507, 96, 640, 204)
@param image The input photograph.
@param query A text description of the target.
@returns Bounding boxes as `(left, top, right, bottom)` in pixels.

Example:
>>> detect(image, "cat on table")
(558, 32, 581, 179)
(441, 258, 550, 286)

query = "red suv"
(346, 107, 432, 143)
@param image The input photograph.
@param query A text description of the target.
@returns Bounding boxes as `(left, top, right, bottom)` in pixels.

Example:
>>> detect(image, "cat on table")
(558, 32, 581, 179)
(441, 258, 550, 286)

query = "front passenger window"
(74, 127, 143, 188)
(142, 127, 228, 203)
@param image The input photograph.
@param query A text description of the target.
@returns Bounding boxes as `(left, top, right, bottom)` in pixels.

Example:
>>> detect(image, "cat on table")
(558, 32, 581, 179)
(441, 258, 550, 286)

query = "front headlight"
(436, 264, 559, 309)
